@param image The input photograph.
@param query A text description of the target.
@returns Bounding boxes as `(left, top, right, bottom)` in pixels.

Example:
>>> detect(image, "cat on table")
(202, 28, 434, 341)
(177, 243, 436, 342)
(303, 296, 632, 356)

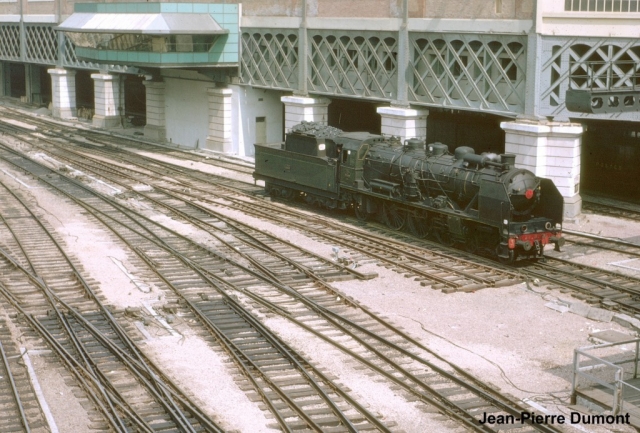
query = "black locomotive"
(253, 122, 564, 262)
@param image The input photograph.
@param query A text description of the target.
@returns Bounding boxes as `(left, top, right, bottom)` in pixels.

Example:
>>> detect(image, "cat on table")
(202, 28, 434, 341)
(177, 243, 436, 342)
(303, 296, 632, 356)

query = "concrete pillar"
(91, 73, 121, 128)
(205, 87, 233, 153)
(48, 68, 77, 119)
(281, 95, 330, 133)
(143, 80, 166, 141)
(377, 106, 428, 142)
(501, 120, 583, 218)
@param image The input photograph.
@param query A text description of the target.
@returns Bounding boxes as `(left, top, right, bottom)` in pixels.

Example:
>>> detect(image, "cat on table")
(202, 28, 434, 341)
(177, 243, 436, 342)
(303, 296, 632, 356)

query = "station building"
(1, 0, 639, 218)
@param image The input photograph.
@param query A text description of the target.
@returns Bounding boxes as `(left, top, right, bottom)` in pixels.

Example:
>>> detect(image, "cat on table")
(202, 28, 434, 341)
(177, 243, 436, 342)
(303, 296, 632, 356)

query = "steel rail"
(0, 176, 225, 433)
(0, 142, 385, 432)
(2, 128, 514, 291)
(0, 340, 30, 433)
(0, 245, 216, 433)
(0, 124, 536, 428)
(0, 281, 131, 432)
(184, 226, 559, 433)
(24, 144, 549, 432)
(80, 192, 385, 433)
(0, 126, 507, 281)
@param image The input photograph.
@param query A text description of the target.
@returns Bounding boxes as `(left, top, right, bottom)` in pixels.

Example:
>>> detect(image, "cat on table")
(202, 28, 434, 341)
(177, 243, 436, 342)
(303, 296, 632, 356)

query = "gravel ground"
(1, 105, 640, 432)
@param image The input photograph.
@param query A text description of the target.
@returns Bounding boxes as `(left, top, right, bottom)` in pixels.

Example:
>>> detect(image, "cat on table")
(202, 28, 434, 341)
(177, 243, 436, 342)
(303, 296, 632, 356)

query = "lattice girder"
(409, 33, 526, 113)
(0, 25, 20, 61)
(240, 30, 299, 90)
(308, 31, 397, 99)
(25, 25, 58, 64)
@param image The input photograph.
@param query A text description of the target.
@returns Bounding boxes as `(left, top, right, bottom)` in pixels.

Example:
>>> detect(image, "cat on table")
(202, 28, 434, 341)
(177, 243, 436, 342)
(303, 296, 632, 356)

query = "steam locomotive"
(253, 122, 564, 262)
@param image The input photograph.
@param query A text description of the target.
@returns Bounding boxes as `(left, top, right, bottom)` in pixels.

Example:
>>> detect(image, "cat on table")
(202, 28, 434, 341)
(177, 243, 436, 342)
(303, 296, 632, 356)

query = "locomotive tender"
(253, 121, 564, 262)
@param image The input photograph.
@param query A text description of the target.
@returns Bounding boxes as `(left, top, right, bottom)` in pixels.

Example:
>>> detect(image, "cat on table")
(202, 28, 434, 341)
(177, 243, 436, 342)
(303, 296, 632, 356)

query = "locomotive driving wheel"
(407, 212, 429, 238)
(433, 229, 454, 246)
(465, 233, 479, 254)
(382, 202, 406, 230)
(281, 187, 296, 200)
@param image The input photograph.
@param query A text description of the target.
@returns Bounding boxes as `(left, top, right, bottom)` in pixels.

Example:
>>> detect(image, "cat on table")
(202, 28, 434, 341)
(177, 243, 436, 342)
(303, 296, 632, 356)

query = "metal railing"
(565, 0, 640, 12)
(572, 338, 640, 414)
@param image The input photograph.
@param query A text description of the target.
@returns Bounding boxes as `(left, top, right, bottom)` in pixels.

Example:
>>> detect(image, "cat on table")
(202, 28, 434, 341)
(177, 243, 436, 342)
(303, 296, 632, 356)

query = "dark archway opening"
(580, 120, 640, 203)
(124, 75, 146, 126)
(426, 109, 510, 154)
(38, 66, 52, 106)
(75, 70, 95, 111)
(328, 98, 381, 134)
(8, 63, 25, 98)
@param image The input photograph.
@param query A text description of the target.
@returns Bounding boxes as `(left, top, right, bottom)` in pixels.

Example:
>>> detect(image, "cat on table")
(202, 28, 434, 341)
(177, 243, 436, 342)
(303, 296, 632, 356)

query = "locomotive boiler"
(254, 122, 564, 262)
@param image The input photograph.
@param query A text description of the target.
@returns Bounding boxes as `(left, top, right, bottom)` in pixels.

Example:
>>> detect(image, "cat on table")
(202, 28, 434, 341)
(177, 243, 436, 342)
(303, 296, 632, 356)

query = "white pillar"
(91, 73, 121, 128)
(143, 80, 166, 142)
(48, 68, 77, 119)
(206, 87, 233, 153)
(501, 120, 583, 218)
(377, 106, 428, 142)
(281, 95, 330, 133)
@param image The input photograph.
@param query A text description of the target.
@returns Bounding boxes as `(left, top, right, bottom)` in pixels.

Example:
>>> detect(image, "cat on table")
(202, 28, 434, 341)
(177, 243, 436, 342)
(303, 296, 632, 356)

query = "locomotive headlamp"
(525, 189, 534, 199)
(555, 223, 562, 230)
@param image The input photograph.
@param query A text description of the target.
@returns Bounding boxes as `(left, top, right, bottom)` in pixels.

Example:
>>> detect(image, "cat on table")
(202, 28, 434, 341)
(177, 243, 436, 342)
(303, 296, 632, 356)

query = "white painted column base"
(501, 120, 584, 218)
(206, 87, 233, 153)
(91, 73, 121, 128)
(143, 80, 166, 142)
(48, 68, 77, 119)
(376, 106, 428, 142)
(281, 95, 330, 133)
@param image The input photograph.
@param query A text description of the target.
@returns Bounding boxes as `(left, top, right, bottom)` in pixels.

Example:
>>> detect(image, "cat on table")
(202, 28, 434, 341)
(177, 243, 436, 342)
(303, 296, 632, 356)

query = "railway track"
(0, 176, 226, 432)
(0, 112, 562, 431)
(0, 142, 394, 432)
(562, 228, 640, 258)
(3, 123, 519, 294)
(583, 195, 640, 223)
(524, 257, 640, 312)
(0, 316, 50, 433)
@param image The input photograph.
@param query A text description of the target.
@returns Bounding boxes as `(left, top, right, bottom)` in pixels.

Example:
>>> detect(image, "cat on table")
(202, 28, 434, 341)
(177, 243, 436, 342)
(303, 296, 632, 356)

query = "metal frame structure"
(0, 16, 639, 120)
(0, 24, 133, 72)
(241, 28, 528, 116)
(240, 30, 299, 91)
(408, 33, 526, 114)
(540, 36, 640, 119)
(572, 338, 640, 415)
(307, 30, 398, 101)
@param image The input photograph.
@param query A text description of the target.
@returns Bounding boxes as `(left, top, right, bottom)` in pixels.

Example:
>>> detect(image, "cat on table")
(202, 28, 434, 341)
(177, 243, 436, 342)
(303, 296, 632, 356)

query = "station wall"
(164, 77, 211, 149)
(231, 85, 284, 157)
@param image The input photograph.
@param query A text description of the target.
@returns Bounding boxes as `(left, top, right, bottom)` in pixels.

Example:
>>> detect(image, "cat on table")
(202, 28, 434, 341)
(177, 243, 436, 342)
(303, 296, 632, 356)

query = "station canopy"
(58, 13, 228, 52)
